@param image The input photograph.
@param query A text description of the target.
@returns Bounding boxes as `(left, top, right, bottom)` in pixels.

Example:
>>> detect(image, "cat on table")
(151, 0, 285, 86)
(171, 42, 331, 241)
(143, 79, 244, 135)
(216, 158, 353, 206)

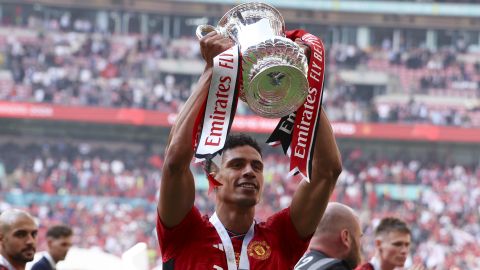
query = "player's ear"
(375, 239, 382, 253)
(210, 162, 220, 175)
(341, 229, 350, 248)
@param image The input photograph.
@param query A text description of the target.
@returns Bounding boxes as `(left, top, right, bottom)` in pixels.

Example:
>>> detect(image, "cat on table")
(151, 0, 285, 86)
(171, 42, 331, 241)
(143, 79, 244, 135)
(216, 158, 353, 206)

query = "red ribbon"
(284, 30, 326, 180)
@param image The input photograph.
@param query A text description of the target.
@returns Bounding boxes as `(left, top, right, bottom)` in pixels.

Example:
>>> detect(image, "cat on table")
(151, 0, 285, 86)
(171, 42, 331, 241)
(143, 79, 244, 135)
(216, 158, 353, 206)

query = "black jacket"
(31, 257, 54, 270)
(294, 250, 352, 270)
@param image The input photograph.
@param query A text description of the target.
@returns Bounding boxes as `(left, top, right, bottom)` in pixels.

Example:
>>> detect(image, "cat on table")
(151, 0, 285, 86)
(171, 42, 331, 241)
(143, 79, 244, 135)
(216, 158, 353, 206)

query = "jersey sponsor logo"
(247, 240, 271, 260)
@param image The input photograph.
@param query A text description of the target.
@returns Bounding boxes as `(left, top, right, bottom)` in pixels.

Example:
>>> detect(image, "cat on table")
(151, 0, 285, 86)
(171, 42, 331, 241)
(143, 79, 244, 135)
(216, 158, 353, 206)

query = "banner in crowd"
(0, 101, 479, 143)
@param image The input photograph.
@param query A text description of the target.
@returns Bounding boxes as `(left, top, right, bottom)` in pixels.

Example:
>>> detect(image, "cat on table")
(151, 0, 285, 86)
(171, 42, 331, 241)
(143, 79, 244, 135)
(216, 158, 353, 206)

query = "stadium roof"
(176, 0, 480, 17)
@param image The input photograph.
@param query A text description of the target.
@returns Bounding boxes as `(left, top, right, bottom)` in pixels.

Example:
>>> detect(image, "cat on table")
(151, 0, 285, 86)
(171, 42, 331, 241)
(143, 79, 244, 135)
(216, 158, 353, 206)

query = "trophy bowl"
(196, 2, 309, 118)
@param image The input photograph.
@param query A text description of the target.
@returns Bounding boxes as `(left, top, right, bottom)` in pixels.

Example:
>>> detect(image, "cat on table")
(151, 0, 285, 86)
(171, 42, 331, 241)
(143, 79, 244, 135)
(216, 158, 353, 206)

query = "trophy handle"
(196, 25, 217, 39)
(196, 25, 230, 39)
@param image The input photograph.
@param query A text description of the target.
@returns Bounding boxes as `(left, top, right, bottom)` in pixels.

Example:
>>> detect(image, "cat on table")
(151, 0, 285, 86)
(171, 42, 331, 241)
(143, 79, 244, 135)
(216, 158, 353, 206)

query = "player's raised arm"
(290, 109, 343, 238)
(158, 32, 233, 228)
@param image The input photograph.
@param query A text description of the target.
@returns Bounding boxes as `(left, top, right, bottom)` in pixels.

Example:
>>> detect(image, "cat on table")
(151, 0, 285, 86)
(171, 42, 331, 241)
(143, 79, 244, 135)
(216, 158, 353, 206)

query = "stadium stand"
(0, 27, 478, 126)
(0, 1, 479, 269)
(1, 139, 479, 269)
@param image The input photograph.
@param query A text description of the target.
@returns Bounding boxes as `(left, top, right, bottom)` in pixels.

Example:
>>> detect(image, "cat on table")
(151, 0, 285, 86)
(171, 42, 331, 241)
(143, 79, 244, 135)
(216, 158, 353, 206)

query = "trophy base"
(246, 64, 308, 118)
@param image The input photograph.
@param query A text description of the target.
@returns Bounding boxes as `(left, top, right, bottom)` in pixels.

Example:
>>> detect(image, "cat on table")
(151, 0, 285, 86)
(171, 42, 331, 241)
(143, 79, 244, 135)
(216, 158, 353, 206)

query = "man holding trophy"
(156, 3, 342, 270)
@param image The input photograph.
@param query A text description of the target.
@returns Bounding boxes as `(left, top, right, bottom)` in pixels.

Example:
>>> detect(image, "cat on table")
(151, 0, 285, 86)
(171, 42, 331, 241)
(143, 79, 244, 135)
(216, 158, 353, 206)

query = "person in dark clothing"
(295, 202, 362, 270)
(31, 225, 73, 270)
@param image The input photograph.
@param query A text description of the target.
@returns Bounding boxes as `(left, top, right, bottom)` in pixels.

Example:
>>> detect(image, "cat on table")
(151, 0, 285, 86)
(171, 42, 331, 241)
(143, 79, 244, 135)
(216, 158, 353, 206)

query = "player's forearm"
(159, 67, 212, 227)
(159, 32, 233, 227)
(290, 109, 342, 238)
(164, 67, 213, 168)
(164, 31, 233, 164)
(311, 109, 342, 184)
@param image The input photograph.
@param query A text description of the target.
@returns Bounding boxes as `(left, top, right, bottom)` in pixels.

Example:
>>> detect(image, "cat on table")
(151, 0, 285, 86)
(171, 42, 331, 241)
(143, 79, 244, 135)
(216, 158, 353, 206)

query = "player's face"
(0, 216, 38, 264)
(216, 145, 264, 207)
(49, 235, 73, 262)
(378, 231, 410, 269)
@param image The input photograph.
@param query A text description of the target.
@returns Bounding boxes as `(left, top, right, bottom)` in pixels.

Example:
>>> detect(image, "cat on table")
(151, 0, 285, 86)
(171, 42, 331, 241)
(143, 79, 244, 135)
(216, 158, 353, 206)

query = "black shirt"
(294, 250, 352, 270)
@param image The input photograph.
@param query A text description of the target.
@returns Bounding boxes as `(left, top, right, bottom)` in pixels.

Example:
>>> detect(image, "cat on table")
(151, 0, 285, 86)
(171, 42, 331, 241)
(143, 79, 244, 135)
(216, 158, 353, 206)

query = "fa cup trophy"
(196, 2, 309, 118)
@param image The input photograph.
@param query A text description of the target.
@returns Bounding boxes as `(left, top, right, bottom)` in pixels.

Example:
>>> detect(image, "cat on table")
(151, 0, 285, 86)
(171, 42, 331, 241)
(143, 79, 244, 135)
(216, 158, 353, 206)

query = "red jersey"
(157, 206, 310, 270)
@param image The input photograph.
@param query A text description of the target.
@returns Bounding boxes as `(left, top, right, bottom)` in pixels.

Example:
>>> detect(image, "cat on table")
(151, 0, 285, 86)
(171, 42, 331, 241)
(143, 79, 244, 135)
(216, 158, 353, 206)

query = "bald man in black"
(0, 209, 38, 270)
(294, 203, 362, 270)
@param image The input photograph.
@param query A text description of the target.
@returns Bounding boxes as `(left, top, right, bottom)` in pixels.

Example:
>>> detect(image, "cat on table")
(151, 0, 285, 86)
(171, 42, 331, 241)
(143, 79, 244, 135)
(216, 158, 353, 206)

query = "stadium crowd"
(0, 25, 479, 127)
(0, 5, 479, 270)
(1, 140, 479, 269)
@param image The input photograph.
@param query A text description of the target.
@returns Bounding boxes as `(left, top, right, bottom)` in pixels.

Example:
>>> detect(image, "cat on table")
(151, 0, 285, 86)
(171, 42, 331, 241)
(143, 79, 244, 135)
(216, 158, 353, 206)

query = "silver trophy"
(196, 2, 309, 118)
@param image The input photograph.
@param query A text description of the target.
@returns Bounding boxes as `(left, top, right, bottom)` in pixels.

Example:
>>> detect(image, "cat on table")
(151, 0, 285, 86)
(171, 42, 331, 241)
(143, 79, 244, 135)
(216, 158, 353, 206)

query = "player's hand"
(199, 31, 234, 68)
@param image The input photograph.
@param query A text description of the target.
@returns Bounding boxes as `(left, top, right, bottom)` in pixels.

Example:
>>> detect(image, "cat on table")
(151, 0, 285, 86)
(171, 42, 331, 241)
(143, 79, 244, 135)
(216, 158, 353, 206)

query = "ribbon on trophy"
(193, 46, 241, 191)
(266, 29, 326, 182)
(193, 30, 325, 190)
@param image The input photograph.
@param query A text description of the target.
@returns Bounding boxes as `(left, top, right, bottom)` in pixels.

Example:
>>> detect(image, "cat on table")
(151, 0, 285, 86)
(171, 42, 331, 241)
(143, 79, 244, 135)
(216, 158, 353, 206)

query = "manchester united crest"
(247, 241, 271, 260)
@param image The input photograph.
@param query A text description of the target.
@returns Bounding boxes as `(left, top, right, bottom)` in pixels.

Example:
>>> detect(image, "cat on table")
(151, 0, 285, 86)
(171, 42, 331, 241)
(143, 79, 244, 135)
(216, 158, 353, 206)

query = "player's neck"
(11, 261, 26, 270)
(381, 266, 394, 270)
(309, 237, 337, 257)
(380, 261, 395, 270)
(14, 265, 26, 270)
(216, 204, 255, 234)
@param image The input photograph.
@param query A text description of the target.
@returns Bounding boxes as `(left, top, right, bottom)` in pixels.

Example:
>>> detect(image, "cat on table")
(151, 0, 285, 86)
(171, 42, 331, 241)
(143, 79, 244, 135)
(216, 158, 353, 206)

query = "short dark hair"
(46, 225, 73, 239)
(375, 217, 410, 237)
(204, 133, 262, 173)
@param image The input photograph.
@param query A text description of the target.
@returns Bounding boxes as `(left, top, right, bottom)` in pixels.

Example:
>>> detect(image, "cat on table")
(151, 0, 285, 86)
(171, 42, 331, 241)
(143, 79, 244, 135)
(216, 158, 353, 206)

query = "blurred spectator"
(1, 140, 479, 269)
(294, 202, 362, 270)
(355, 217, 416, 270)
(0, 209, 38, 270)
(0, 25, 478, 127)
(31, 224, 73, 270)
